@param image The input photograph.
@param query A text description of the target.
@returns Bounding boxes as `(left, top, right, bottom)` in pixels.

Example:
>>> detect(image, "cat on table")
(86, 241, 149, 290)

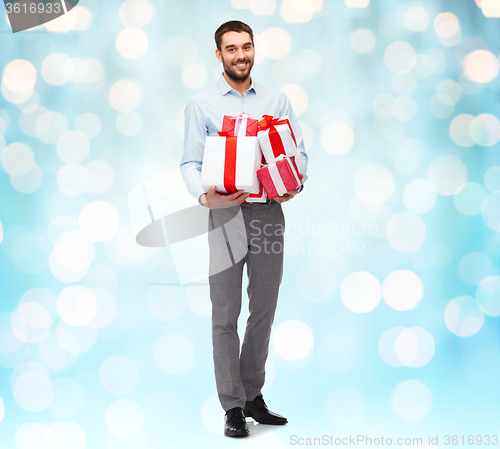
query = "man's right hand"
(201, 186, 250, 209)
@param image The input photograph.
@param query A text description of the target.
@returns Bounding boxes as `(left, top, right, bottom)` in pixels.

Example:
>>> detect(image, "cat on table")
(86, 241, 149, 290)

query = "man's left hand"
(273, 173, 304, 204)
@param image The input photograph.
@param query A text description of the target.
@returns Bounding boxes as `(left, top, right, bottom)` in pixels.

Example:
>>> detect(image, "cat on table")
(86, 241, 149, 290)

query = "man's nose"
(235, 48, 245, 59)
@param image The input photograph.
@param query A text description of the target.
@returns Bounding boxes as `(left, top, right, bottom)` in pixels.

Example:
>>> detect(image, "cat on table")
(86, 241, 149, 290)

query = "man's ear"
(215, 48, 223, 63)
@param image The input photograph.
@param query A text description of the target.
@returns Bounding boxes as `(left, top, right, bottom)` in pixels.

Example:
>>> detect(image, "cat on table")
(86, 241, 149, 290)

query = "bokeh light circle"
(453, 182, 487, 216)
(57, 131, 90, 163)
(108, 80, 141, 112)
(391, 379, 432, 420)
(470, 114, 500, 147)
(100, 355, 139, 395)
(35, 111, 68, 144)
(116, 111, 142, 136)
(386, 212, 426, 253)
(116, 27, 149, 59)
(481, 191, 500, 231)
(353, 163, 395, 205)
(449, 114, 475, 147)
(403, 179, 437, 214)
(427, 154, 467, 195)
(384, 41, 417, 74)
(56, 163, 89, 197)
(273, 319, 313, 360)
(476, 276, 500, 316)
(382, 270, 423, 311)
(484, 166, 500, 192)
(463, 50, 499, 83)
(83, 160, 113, 194)
(458, 252, 493, 285)
(436, 79, 461, 105)
(79, 201, 120, 242)
(41, 53, 73, 86)
(445, 296, 484, 337)
(182, 63, 207, 90)
(380, 327, 435, 368)
(3, 60, 37, 93)
(281, 84, 308, 116)
(321, 122, 354, 155)
(57, 320, 98, 354)
(351, 29, 376, 54)
(105, 399, 145, 440)
(404, 6, 429, 32)
(12, 369, 53, 412)
(260, 28, 292, 59)
(1, 142, 34, 175)
(340, 272, 381, 313)
(297, 49, 322, 74)
(57, 285, 97, 326)
(76, 112, 101, 138)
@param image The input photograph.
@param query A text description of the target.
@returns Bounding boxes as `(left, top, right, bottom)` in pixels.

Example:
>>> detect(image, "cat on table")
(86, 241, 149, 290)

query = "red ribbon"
(217, 132, 237, 194)
(257, 115, 296, 159)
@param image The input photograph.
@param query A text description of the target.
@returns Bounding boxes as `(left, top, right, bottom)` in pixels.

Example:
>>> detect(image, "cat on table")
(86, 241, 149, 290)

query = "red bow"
(257, 115, 296, 159)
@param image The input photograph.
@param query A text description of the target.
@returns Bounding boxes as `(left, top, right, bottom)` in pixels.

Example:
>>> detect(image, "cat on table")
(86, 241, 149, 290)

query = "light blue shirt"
(180, 74, 308, 204)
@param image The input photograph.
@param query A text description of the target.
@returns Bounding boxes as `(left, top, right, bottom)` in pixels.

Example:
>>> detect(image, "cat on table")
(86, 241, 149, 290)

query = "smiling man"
(180, 20, 308, 437)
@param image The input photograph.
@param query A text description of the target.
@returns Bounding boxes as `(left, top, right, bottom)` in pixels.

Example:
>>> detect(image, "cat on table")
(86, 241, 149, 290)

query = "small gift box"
(201, 134, 262, 194)
(221, 112, 258, 137)
(257, 155, 303, 199)
(257, 115, 297, 164)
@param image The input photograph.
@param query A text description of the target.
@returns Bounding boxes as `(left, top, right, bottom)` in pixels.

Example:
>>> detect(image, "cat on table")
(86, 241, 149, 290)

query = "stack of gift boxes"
(201, 112, 303, 203)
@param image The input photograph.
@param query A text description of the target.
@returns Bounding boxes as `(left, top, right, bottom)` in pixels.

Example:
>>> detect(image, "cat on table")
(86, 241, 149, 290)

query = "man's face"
(216, 31, 255, 82)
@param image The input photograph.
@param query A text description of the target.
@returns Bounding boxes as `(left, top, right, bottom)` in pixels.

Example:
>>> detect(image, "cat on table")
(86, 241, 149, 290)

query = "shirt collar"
(218, 73, 257, 96)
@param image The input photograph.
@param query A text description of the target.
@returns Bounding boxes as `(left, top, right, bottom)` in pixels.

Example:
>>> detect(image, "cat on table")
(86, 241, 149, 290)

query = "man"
(180, 20, 308, 437)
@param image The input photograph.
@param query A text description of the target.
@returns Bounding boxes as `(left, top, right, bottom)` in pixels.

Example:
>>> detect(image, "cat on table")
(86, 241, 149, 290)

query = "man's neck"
(223, 71, 251, 97)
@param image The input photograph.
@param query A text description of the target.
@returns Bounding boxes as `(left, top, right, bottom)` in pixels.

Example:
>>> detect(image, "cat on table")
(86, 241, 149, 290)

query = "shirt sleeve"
(279, 91, 309, 189)
(180, 97, 208, 205)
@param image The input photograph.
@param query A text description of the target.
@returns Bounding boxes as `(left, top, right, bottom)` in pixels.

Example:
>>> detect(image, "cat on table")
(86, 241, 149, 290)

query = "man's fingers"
(236, 193, 250, 203)
(229, 189, 247, 197)
(227, 190, 249, 200)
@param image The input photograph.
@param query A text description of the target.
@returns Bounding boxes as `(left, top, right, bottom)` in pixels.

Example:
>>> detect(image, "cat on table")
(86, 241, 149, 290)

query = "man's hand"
(273, 173, 304, 204)
(201, 186, 250, 209)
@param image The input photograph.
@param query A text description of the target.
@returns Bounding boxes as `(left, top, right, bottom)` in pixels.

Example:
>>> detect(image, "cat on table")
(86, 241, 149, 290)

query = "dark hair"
(214, 20, 254, 51)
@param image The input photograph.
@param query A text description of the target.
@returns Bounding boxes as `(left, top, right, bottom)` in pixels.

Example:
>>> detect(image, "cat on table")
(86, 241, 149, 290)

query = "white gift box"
(257, 115, 297, 164)
(244, 183, 268, 203)
(201, 136, 261, 194)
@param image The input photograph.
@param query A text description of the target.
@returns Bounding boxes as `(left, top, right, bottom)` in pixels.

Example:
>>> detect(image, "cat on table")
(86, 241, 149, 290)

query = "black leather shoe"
(244, 395, 288, 425)
(224, 407, 250, 437)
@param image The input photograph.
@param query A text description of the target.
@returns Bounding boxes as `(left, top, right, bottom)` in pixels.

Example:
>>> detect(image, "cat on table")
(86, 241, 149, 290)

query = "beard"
(221, 55, 254, 82)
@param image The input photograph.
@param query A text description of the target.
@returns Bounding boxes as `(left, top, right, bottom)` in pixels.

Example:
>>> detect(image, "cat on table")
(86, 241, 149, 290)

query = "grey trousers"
(208, 201, 285, 412)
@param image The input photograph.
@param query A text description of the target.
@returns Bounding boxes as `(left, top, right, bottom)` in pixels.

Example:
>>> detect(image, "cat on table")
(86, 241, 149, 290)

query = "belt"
(246, 198, 272, 205)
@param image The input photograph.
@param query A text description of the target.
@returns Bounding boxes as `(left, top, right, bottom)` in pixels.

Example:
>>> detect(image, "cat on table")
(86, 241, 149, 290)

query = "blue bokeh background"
(1, 0, 500, 447)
